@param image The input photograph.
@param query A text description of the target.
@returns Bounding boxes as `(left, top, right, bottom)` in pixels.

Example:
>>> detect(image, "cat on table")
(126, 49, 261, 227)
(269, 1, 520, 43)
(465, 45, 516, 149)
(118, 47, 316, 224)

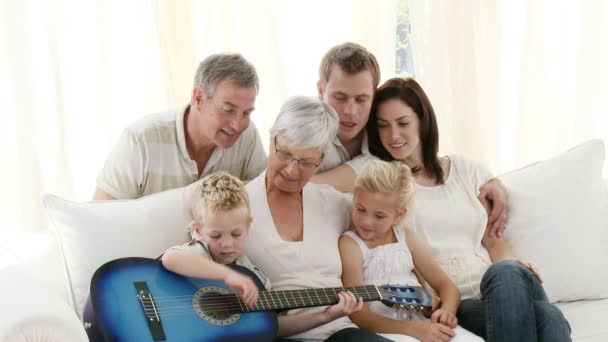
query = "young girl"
(339, 159, 483, 342)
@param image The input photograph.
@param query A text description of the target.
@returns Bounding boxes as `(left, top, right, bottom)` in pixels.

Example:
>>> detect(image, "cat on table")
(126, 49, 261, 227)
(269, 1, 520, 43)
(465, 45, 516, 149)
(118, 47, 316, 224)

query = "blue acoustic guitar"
(85, 257, 432, 342)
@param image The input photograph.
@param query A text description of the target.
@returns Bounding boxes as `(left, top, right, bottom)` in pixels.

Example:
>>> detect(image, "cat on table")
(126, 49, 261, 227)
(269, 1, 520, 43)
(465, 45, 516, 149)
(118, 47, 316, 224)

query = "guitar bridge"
(134, 281, 166, 341)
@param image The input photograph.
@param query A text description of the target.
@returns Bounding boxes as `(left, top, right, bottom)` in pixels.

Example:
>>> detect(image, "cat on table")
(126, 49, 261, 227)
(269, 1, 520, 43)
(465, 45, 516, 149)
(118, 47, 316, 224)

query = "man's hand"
(478, 178, 509, 238)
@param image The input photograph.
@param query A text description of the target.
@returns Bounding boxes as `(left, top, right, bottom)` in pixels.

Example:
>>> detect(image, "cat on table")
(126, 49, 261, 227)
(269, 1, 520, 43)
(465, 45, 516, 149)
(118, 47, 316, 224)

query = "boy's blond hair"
(191, 172, 251, 227)
(354, 159, 415, 224)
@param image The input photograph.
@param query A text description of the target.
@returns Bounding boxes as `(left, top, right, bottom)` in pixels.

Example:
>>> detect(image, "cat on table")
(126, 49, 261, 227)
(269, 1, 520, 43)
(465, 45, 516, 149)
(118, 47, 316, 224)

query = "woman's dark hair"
(366, 77, 444, 185)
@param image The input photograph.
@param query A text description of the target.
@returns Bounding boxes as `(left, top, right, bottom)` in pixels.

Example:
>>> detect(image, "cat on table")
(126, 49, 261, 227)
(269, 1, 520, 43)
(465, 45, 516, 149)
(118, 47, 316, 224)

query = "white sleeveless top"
(342, 227, 425, 320)
(245, 171, 356, 340)
(412, 154, 493, 300)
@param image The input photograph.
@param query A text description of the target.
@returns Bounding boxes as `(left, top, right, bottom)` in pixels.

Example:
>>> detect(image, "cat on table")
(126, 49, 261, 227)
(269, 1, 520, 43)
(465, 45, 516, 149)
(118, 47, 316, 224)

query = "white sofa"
(1, 140, 607, 342)
(4, 231, 606, 342)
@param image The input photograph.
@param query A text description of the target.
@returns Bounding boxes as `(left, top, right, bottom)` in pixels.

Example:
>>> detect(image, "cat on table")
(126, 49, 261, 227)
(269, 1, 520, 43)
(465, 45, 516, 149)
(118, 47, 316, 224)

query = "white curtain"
(0, 0, 397, 233)
(409, 0, 608, 177)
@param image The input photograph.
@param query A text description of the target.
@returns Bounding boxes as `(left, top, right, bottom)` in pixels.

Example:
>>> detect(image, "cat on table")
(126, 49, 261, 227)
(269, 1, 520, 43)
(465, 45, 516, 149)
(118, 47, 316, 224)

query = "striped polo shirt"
(97, 105, 267, 199)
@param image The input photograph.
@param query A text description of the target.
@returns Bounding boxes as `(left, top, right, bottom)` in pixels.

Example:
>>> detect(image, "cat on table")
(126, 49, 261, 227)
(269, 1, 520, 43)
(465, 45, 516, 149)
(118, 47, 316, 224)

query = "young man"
(93, 53, 267, 200)
(312, 42, 508, 237)
(312, 42, 379, 193)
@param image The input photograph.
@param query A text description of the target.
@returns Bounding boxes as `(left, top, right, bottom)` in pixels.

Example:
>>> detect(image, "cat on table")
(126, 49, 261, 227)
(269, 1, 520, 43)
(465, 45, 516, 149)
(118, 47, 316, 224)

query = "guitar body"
(87, 257, 277, 342)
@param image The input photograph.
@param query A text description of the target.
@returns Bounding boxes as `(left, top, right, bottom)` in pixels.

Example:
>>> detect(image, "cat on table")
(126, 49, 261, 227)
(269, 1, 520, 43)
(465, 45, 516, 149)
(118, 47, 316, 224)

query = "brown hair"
(318, 42, 381, 88)
(366, 77, 444, 185)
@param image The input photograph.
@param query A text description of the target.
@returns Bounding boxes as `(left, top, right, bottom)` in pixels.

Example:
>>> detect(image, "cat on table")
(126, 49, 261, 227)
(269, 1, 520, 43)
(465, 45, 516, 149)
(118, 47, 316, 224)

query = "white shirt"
(245, 171, 355, 340)
(412, 154, 493, 300)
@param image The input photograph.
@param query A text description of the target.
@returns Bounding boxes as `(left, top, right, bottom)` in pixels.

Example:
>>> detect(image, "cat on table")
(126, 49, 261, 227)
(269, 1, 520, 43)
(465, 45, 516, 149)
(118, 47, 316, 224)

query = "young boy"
(161, 171, 270, 306)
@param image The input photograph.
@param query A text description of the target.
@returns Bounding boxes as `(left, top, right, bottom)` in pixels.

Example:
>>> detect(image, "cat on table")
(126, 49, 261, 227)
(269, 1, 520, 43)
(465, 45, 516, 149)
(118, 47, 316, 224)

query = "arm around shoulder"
(311, 164, 356, 193)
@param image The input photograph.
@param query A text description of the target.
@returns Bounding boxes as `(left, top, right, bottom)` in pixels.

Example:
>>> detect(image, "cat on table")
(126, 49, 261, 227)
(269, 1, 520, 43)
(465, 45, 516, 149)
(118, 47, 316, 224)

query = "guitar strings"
(133, 289, 427, 317)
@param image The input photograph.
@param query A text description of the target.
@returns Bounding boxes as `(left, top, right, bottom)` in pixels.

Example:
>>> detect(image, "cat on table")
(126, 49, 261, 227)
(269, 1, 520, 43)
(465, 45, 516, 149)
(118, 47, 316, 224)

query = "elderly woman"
(244, 96, 392, 341)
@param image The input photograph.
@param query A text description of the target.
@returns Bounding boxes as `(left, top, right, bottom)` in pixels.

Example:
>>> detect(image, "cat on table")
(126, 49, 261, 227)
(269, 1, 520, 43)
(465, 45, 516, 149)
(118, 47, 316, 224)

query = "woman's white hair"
(269, 96, 339, 152)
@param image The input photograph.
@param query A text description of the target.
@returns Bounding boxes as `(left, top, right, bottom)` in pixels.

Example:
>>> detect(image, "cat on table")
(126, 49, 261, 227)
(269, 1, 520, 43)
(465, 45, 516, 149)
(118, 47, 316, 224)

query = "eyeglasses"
(273, 137, 322, 170)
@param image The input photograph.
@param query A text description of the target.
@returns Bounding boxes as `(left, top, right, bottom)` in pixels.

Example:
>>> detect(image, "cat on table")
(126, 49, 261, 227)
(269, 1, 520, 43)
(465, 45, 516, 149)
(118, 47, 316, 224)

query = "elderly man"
(93, 53, 266, 200)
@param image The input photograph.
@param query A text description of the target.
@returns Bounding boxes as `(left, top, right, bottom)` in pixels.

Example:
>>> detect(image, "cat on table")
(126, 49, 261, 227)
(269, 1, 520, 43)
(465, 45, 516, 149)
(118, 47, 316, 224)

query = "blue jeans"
(457, 260, 571, 342)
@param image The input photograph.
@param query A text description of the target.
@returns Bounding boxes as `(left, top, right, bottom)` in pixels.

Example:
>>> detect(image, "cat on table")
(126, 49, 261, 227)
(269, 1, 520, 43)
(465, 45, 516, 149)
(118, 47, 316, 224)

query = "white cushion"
(556, 299, 608, 342)
(500, 139, 608, 302)
(44, 182, 198, 318)
(0, 267, 88, 342)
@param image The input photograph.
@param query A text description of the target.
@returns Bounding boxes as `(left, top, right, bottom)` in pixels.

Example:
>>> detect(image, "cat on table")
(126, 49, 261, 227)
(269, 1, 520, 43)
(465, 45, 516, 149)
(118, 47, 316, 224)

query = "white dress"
(342, 228, 424, 321)
(342, 228, 484, 342)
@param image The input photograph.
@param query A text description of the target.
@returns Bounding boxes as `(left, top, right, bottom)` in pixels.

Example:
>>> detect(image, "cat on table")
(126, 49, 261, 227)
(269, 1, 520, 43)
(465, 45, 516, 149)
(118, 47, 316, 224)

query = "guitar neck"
(229, 285, 382, 314)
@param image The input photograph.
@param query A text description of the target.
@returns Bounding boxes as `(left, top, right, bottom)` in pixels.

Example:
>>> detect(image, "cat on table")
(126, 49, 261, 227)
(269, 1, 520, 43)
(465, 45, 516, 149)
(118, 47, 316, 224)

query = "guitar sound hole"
(200, 294, 230, 319)
(192, 286, 241, 326)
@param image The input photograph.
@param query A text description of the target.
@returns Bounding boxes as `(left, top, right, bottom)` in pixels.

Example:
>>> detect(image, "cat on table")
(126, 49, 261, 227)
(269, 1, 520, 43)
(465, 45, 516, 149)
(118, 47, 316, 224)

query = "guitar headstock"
(378, 285, 432, 313)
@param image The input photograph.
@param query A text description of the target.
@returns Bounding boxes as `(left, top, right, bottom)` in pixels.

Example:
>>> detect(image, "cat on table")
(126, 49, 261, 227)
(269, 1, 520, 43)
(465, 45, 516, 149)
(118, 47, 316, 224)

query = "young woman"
(365, 77, 571, 342)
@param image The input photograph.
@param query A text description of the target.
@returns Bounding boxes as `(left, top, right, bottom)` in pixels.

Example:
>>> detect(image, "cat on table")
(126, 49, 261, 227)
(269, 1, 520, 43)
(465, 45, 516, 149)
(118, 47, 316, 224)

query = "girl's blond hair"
(191, 172, 251, 227)
(354, 159, 416, 224)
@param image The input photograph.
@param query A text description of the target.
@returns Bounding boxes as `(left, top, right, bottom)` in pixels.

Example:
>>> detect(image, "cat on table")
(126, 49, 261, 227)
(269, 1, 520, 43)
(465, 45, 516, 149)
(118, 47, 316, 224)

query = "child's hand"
(224, 270, 259, 307)
(431, 308, 458, 328)
(323, 291, 363, 321)
(423, 292, 442, 318)
(410, 321, 455, 342)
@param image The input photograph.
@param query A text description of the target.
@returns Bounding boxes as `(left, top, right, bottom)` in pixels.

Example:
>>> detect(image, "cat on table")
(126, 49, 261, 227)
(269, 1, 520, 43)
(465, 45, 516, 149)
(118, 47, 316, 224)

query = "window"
(396, 0, 414, 77)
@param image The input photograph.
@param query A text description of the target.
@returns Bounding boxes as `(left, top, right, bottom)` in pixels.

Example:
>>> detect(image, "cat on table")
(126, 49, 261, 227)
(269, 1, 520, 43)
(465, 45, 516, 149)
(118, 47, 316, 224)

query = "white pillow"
(44, 182, 198, 318)
(500, 139, 608, 303)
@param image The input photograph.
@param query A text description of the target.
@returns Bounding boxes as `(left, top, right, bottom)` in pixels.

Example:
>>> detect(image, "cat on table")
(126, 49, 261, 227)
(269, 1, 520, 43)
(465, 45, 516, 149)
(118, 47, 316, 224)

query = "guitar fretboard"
(221, 285, 382, 314)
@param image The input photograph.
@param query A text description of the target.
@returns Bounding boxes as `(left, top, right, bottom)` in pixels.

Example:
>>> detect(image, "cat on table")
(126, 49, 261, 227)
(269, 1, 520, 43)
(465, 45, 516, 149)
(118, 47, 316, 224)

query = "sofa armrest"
(0, 267, 87, 342)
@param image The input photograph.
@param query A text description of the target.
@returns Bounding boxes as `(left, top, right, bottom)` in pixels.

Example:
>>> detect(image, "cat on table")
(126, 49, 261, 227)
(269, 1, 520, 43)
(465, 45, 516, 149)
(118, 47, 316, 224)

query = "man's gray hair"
(269, 96, 339, 152)
(194, 53, 259, 98)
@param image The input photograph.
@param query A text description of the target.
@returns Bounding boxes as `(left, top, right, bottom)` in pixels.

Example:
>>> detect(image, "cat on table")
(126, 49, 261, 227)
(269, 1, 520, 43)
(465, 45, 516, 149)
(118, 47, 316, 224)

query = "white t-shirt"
(97, 105, 267, 199)
(412, 154, 493, 300)
(245, 171, 356, 340)
(317, 132, 374, 175)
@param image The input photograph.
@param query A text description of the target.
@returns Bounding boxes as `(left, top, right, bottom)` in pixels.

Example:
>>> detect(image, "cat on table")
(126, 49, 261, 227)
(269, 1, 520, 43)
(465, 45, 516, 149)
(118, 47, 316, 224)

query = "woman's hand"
(431, 308, 458, 328)
(478, 178, 509, 238)
(513, 258, 544, 283)
(410, 321, 455, 342)
(224, 270, 259, 306)
(323, 291, 364, 321)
